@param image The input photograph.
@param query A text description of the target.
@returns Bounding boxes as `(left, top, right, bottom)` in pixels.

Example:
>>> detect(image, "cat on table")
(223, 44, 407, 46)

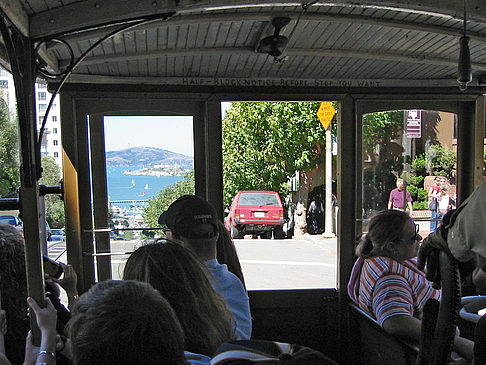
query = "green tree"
(39, 156, 65, 228)
(0, 101, 19, 197)
(362, 110, 405, 212)
(222, 102, 329, 206)
(426, 144, 456, 177)
(142, 170, 195, 227)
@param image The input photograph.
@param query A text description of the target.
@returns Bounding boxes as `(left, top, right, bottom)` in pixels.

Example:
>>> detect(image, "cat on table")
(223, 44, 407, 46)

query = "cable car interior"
(1, 1, 486, 364)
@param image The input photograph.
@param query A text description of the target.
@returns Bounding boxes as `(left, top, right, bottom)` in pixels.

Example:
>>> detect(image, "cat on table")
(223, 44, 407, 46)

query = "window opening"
(103, 115, 194, 279)
(360, 109, 457, 237)
(221, 101, 337, 290)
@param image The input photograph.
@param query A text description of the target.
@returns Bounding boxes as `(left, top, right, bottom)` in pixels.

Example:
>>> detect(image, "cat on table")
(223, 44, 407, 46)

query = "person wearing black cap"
(159, 195, 252, 340)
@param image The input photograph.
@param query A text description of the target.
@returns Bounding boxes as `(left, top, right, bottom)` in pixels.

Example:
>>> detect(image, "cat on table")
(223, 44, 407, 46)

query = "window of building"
(53, 128, 58, 134)
(39, 104, 47, 112)
(39, 116, 44, 124)
(53, 140, 58, 146)
(52, 116, 57, 122)
(38, 83, 47, 89)
(52, 104, 57, 109)
(54, 152, 59, 158)
(38, 92, 47, 101)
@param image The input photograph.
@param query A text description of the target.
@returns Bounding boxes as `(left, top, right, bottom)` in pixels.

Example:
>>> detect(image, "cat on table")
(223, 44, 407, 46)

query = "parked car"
(0, 215, 23, 233)
(225, 191, 285, 239)
(49, 229, 65, 241)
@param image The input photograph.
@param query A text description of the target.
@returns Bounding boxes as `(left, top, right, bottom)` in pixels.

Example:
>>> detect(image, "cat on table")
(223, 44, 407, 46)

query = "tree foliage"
(362, 110, 405, 212)
(362, 110, 404, 161)
(222, 102, 329, 206)
(426, 144, 456, 177)
(142, 170, 195, 227)
(0, 101, 19, 197)
(39, 156, 64, 228)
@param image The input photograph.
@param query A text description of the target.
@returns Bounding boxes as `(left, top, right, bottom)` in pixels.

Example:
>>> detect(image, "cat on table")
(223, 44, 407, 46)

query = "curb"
(302, 233, 337, 252)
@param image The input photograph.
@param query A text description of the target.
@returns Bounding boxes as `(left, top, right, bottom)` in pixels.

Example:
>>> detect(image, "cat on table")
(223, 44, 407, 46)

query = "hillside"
(105, 146, 193, 167)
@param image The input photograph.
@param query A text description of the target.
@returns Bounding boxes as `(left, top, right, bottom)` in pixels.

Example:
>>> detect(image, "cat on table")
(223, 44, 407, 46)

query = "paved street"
(234, 236, 337, 290)
(47, 235, 338, 290)
(47, 220, 440, 291)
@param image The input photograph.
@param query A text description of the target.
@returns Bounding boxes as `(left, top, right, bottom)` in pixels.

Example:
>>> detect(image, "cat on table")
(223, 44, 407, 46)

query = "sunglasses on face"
(404, 224, 421, 243)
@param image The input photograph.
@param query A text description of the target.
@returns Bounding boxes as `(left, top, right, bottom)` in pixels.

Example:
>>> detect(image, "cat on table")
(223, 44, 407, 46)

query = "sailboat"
(144, 184, 149, 189)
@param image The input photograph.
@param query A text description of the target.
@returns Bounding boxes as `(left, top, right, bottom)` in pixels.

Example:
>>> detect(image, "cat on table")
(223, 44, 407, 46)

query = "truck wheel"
(273, 225, 285, 239)
(230, 223, 240, 239)
(261, 231, 272, 239)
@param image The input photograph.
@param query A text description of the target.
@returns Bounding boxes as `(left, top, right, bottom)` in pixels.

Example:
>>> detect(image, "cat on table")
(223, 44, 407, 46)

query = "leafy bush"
(411, 153, 427, 177)
(413, 201, 428, 210)
(427, 144, 456, 177)
(416, 188, 428, 202)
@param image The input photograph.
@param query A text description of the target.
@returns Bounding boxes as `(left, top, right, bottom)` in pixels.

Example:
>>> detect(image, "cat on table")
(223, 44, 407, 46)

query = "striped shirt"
(357, 256, 441, 326)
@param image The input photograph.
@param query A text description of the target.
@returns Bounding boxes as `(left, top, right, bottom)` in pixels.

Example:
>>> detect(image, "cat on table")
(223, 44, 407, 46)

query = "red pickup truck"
(225, 191, 285, 239)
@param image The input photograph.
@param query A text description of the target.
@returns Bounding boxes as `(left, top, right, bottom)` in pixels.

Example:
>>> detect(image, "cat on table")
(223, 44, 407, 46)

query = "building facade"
(0, 67, 62, 167)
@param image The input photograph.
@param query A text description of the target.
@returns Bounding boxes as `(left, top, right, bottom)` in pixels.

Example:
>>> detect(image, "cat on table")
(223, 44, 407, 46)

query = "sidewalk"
(301, 233, 337, 253)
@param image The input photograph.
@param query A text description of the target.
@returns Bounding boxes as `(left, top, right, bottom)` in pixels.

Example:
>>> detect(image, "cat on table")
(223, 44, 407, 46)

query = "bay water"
(107, 166, 184, 207)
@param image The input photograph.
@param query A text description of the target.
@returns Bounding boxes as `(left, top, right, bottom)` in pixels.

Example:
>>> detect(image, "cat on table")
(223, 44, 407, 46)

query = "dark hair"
(68, 280, 186, 365)
(355, 210, 411, 259)
(123, 240, 235, 356)
(0, 223, 29, 364)
(216, 221, 246, 288)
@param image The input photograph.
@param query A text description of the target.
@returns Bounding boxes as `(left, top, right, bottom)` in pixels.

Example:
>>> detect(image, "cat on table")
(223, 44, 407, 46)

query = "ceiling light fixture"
(457, 0, 472, 91)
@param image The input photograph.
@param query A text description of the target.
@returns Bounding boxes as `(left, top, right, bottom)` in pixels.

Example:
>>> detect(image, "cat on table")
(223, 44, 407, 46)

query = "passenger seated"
(158, 195, 252, 340)
(347, 210, 473, 361)
(123, 241, 235, 357)
(67, 280, 187, 365)
(0, 223, 30, 365)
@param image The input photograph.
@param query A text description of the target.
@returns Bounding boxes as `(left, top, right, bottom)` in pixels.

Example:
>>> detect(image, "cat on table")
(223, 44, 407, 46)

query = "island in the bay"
(106, 146, 193, 177)
(123, 164, 186, 177)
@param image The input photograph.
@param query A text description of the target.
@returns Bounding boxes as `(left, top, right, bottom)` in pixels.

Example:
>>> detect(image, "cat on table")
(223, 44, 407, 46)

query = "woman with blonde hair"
(123, 240, 235, 357)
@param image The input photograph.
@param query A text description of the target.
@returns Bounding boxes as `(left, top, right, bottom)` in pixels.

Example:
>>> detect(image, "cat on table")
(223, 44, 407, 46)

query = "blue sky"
(104, 102, 232, 157)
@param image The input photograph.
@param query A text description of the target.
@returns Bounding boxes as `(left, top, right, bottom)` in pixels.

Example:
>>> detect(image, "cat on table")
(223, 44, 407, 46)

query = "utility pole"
(317, 102, 336, 238)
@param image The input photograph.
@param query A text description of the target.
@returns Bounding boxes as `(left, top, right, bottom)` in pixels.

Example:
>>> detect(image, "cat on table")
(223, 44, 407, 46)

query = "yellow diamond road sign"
(317, 102, 335, 130)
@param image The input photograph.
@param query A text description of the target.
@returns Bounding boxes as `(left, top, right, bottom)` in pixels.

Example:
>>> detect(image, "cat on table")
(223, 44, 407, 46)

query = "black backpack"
(210, 340, 338, 365)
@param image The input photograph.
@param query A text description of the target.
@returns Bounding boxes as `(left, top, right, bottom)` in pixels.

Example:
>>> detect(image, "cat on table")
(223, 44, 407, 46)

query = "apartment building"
(0, 67, 62, 167)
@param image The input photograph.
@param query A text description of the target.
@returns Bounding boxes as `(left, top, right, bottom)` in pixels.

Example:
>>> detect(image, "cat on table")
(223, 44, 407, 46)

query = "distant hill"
(105, 147, 193, 167)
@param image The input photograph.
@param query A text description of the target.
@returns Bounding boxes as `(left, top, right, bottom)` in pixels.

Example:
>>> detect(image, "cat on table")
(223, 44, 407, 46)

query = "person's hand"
(26, 297, 57, 335)
(0, 310, 6, 335)
(23, 331, 39, 365)
(53, 263, 78, 297)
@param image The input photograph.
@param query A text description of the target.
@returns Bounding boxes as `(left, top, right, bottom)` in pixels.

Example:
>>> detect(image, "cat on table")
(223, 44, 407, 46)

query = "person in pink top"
(348, 210, 472, 361)
(387, 179, 413, 214)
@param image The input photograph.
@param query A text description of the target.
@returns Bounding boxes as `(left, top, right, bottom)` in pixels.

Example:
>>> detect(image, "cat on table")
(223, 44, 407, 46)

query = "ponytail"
(355, 234, 374, 258)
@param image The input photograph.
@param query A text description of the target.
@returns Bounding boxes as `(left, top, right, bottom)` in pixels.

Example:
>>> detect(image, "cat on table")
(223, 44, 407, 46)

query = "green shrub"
(413, 201, 428, 210)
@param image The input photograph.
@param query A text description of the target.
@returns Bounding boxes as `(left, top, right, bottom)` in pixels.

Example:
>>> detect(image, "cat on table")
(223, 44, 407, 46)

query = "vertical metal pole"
(402, 111, 411, 212)
(0, 18, 45, 345)
(323, 128, 335, 238)
(204, 96, 224, 219)
(89, 114, 112, 282)
(39, 195, 48, 255)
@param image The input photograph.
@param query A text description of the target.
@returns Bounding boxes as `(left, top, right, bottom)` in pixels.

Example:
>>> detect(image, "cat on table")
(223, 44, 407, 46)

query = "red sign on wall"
(406, 110, 421, 138)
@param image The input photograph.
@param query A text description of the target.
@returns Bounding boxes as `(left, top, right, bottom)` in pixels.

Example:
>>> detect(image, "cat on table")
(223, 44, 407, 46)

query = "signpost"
(406, 110, 421, 138)
(317, 102, 335, 130)
(317, 102, 336, 238)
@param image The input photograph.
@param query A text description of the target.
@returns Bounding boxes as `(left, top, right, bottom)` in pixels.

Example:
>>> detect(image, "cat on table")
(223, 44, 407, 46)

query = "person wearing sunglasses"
(347, 209, 473, 361)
